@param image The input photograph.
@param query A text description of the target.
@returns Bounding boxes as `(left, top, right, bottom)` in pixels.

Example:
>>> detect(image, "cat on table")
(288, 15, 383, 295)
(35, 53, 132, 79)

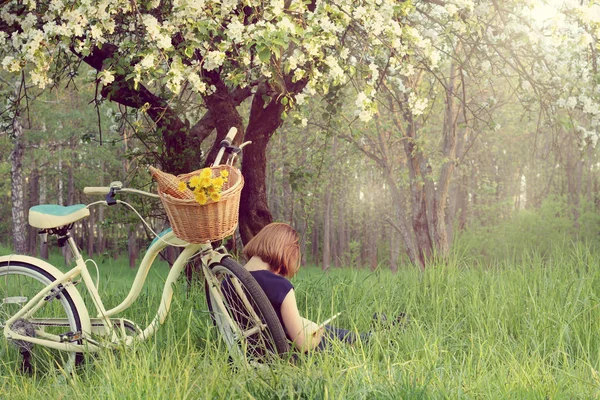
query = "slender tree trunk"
(10, 111, 27, 254)
(267, 150, 280, 220)
(389, 226, 399, 273)
(401, 116, 433, 267)
(300, 215, 309, 266)
(97, 161, 105, 254)
(39, 171, 48, 259)
(322, 188, 332, 271)
(28, 159, 40, 256)
(281, 132, 294, 224)
(432, 57, 462, 258)
(87, 207, 95, 257)
(311, 212, 320, 267)
(58, 158, 63, 204)
(62, 145, 75, 265)
(336, 200, 346, 267)
(368, 219, 378, 271)
(565, 132, 583, 231)
(128, 224, 138, 269)
(385, 170, 419, 267)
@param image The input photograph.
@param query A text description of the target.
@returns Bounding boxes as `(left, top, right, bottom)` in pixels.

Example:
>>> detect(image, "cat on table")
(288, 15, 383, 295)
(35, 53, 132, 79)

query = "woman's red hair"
(243, 223, 301, 277)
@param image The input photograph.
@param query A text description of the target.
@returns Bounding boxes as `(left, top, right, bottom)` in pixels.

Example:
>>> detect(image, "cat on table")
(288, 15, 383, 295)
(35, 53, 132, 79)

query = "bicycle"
(0, 127, 289, 375)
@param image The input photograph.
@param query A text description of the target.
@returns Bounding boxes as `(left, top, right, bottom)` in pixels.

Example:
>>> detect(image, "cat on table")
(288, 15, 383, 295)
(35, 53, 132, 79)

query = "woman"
(243, 222, 367, 352)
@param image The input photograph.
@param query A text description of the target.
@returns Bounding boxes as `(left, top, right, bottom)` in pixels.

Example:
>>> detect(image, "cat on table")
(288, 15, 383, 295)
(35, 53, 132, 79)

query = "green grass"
(3, 243, 600, 399)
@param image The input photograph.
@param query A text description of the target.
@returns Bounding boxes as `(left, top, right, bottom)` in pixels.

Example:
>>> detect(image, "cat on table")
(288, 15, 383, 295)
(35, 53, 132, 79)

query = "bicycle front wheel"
(204, 257, 289, 362)
(0, 259, 83, 375)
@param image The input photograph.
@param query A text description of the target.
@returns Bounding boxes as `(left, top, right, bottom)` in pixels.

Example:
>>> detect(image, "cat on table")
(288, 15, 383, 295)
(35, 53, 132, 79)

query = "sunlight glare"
(531, 2, 558, 24)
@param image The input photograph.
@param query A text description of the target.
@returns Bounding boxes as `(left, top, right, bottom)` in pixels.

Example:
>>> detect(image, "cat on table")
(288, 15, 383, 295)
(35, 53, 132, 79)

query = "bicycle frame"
(4, 126, 245, 355)
(3, 227, 228, 353)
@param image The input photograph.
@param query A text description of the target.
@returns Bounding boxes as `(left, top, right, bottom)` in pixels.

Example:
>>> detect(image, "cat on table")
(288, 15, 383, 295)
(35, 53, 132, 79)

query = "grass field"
(2, 243, 600, 399)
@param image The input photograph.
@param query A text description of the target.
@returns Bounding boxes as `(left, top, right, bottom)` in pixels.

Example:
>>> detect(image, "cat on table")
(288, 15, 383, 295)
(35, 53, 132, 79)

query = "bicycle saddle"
(29, 204, 90, 229)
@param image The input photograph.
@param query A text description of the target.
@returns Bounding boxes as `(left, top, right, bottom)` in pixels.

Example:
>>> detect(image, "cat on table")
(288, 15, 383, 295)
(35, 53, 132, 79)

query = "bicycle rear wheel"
(0, 260, 83, 375)
(204, 257, 289, 362)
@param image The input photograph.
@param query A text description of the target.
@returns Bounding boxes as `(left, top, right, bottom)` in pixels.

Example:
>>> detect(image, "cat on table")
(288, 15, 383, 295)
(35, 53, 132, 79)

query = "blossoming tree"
(1, 0, 432, 242)
(314, 0, 600, 267)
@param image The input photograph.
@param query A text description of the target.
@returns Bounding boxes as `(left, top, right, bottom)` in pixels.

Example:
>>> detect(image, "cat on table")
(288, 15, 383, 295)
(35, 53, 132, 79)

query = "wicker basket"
(150, 165, 244, 243)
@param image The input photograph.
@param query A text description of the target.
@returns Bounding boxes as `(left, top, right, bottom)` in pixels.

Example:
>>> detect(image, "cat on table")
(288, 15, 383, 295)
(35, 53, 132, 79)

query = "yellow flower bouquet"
(177, 167, 230, 205)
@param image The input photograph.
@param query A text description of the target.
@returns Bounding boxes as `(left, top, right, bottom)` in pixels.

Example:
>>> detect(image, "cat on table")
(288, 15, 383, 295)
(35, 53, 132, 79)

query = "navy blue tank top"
(250, 270, 294, 331)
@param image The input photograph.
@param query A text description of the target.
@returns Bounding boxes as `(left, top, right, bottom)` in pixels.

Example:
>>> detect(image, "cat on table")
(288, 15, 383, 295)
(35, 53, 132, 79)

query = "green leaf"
(258, 47, 271, 63)
(281, 96, 288, 106)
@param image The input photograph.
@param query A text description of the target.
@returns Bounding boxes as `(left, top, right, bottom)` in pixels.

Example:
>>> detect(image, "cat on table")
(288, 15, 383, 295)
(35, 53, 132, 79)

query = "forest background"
(1, 0, 600, 272)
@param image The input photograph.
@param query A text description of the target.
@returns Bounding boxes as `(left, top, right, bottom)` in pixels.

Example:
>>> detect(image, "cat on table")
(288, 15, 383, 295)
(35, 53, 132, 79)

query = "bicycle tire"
(0, 260, 83, 375)
(204, 257, 289, 361)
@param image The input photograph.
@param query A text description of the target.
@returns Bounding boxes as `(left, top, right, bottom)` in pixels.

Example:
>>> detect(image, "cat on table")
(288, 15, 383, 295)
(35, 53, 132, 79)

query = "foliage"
(0, 0, 417, 116)
(2, 0, 600, 266)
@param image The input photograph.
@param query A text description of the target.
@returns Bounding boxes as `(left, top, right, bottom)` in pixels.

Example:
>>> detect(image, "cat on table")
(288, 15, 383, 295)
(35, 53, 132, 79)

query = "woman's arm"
(280, 289, 324, 352)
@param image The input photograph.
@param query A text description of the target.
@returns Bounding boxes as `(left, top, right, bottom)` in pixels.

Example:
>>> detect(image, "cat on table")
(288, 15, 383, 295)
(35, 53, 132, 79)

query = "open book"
(317, 312, 341, 329)
(299, 312, 342, 338)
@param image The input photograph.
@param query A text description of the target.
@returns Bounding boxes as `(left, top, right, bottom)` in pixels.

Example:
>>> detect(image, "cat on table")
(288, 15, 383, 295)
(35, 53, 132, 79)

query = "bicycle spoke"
(210, 269, 280, 361)
(0, 263, 81, 375)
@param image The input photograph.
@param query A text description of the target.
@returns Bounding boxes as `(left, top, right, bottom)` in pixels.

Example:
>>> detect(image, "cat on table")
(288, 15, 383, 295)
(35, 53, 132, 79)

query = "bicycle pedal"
(59, 331, 83, 343)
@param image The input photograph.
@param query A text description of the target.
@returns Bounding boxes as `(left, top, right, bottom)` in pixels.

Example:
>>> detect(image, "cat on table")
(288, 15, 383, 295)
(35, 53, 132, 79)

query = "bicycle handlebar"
(221, 127, 238, 147)
(213, 127, 239, 166)
(83, 186, 159, 199)
(85, 126, 239, 198)
(83, 187, 110, 195)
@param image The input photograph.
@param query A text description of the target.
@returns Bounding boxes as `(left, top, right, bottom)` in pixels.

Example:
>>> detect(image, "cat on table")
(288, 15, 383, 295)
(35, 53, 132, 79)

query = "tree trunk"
(58, 158, 63, 204)
(432, 57, 462, 258)
(97, 161, 105, 254)
(87, 206, 95, 257)
(39, 171, 48, 259)
(62, 147, 75, 265)
(368, 219, 378, 271)
(400, 114, 433, 267)
(10, 111, 27, 254)
(300, 216, 309, 267)
(322, 187, 332, 271)
(311, 213, 320, 267)
(128, 225, 138, 269)
(389, 227, 399, 273)
(239, 83, 286, 243)
(27, 159, 40, 256)
(565, 132, 583, 231)
(336, 200, 347, 267)
(281, 132, 294, 224)
(267, 150, 280, 220)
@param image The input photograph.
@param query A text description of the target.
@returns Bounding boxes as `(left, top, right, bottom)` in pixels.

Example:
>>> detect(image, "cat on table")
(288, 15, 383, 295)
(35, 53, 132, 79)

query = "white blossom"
(566, 96, 577, 109)
(188, 72, 207, 94)
(99, 70, 115, 85)
(204, 50, 226, 71)
(408, 92, 428, 116)
(139, 54, 155, 69)
(295, 93, 306, 106)
(227, 19, 245, 43)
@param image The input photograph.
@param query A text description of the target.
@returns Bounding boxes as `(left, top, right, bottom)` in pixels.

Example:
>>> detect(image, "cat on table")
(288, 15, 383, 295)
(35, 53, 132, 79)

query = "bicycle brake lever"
(105, 181, 123, 205)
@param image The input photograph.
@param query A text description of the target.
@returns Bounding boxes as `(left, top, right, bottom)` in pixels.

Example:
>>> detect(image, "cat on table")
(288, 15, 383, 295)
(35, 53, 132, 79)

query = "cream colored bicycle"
(0, 128, 289, 375)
